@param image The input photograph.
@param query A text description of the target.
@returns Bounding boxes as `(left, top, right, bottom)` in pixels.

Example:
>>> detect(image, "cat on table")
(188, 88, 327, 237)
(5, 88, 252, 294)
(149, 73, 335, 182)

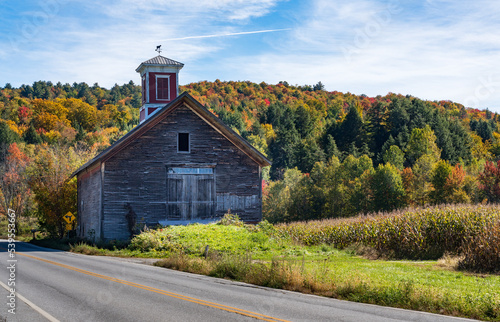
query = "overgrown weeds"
(153, 250, 499, 321)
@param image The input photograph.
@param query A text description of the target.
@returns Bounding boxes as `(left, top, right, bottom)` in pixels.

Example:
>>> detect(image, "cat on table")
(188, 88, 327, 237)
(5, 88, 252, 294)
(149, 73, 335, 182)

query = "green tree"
(263, 168, 303, 222)
(337, 104, 363, 151)
(294, 105, 314, 138)
(295, 137, 325, 173)
(366, 101, 389, 160)
(269, 116, 300, 179)
(309, 157, 347, 218)
(370, 163, 406, 212)
(430, 160, 453, 204)
(0, 122, 21, 160)
(334, 154, 374, 216)
(23, 123, 43, 144)
(350, 168, 374, 214)
(387, 98, 410, 138)
(383, 145, 405, 170)
(405, 125, 441, 166)
(411, 154, 437, 205)
(324, 134, 342, 160)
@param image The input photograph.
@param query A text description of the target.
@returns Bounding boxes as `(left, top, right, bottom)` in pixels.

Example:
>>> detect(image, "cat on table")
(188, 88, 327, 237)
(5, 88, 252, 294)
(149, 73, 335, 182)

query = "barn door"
(167, 168, 215, 221)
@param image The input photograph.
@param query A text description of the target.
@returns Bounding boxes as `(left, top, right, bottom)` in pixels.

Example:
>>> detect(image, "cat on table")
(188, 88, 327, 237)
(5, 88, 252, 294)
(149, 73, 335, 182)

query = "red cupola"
(136, 55, 184, 123)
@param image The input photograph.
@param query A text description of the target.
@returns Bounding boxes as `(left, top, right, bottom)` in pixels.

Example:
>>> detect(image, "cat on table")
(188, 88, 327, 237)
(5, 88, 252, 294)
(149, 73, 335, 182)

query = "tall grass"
(275, 204, 500, 271)
(154, 251, 500, 321)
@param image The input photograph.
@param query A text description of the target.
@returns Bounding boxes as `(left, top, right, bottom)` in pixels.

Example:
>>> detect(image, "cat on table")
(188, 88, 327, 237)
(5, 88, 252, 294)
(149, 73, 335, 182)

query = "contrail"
(163, 28, 290, 41)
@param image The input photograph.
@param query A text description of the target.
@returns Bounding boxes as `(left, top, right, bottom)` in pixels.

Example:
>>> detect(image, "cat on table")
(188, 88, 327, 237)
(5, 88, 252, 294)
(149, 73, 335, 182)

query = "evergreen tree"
(264, 102, 287, 128)
(387, 98, 409, 137)
(395, 125, 410, 150)
(110, 84, 122, 104)
(295, 137, 326, 173)
(269, 116, 300, 179)
(360, 142, 373, 158)
(366, 101, 389, 160)
(337, 104, 363, 151)
(408, 98, 431, 130)
(131, 93, 142, 109)
(313, 81, 325, 91)
(0, 122, 20, 160)
(32, 81, 51, 99)
(379, 135, 396, 163)
(324, 134, 342, 160)
(23, 124, 43, 144)
(432, 112, 454, 162)
(74, 123, 86, 142)
(294, 105, 313, 138)
(348, 142, 359, 158)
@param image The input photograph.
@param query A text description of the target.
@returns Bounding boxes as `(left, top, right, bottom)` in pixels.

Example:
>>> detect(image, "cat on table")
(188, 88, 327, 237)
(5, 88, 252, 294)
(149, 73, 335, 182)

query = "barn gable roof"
(72, 92, 271, 177)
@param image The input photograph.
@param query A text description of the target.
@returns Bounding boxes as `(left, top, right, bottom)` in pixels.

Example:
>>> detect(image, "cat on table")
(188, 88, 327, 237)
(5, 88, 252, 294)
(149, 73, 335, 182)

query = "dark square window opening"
(178, 133, 190, 152)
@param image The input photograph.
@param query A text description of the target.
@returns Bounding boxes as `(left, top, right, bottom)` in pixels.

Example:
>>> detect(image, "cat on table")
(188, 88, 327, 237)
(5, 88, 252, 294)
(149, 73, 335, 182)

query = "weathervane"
(155, 45, 162, 55)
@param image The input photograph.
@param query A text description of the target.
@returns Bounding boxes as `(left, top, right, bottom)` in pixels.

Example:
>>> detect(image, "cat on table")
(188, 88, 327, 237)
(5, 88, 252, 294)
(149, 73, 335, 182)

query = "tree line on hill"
(182, 80, 500, 222)
(0, 81, 140, 236)
(1, 80, 500, 235)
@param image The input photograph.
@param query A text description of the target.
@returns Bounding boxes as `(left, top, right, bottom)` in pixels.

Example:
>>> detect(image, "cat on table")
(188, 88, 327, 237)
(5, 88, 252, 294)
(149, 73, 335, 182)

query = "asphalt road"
(0, 241, 479, 322)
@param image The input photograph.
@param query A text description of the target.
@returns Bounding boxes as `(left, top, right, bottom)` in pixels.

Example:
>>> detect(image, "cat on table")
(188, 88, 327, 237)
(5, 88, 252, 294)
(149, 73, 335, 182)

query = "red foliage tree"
(478, 160, 500, 202)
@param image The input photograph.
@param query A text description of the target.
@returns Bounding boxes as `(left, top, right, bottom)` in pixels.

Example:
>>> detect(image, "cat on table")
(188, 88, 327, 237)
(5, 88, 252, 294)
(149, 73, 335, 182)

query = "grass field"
(30, 207, 500, 321)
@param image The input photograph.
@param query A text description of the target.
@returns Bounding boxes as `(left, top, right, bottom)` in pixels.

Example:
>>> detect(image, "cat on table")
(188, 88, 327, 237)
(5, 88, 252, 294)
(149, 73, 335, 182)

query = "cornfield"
(275, 204, 500, 273)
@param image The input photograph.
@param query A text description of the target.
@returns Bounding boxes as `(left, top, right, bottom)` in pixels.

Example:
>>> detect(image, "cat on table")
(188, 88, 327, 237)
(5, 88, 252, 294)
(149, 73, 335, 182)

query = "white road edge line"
(0, 280, 60, 322)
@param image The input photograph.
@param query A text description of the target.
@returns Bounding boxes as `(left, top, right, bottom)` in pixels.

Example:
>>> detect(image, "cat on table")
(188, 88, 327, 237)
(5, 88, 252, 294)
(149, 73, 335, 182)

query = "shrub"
(218, 212, 243, 226)
(128, 230, 181, 252)
(256, 220, 277, 236)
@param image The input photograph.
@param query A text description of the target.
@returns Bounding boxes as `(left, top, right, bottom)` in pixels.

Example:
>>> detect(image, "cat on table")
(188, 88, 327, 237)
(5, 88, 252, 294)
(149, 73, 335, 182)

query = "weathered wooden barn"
(73, 55, 271, 241)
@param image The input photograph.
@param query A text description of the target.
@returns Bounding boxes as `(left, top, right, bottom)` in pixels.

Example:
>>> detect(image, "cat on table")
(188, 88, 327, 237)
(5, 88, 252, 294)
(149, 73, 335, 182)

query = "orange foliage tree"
(0, 143, 32, 233)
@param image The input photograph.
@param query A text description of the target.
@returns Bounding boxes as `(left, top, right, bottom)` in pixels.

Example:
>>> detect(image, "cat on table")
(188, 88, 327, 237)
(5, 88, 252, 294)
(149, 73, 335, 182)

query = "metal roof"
(136, 56, 184, 71)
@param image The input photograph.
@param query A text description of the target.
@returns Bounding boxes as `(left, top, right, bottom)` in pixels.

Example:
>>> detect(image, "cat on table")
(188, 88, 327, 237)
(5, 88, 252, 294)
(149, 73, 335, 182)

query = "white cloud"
(253, 0, 500, 110)
(1, 0, 286, 87)
(94, 0, 282, 21)
(2, 0, 500, 111)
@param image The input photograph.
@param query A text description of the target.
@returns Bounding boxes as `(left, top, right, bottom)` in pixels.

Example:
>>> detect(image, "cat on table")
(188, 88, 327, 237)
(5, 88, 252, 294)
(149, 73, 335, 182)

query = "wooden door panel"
(167, 172, 215, 221)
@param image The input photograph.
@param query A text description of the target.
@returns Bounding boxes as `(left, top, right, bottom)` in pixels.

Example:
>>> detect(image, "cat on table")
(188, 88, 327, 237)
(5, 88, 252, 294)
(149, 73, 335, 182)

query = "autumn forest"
(1, 80, 500, 235)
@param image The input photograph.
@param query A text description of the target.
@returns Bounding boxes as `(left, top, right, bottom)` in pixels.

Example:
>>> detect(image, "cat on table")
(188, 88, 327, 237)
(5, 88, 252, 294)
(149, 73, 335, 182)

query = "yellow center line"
(14, 251, 290, 322)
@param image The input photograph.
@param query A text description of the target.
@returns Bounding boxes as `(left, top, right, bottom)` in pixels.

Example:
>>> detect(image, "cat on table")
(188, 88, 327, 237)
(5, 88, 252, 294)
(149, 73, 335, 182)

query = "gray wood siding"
(101, 104, 262, 240)
(77, 166, 101, 240)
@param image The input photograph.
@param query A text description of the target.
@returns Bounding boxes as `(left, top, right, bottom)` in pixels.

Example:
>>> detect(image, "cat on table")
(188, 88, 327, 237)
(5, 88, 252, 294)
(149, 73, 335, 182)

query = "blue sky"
(1, 0, 500, 111)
